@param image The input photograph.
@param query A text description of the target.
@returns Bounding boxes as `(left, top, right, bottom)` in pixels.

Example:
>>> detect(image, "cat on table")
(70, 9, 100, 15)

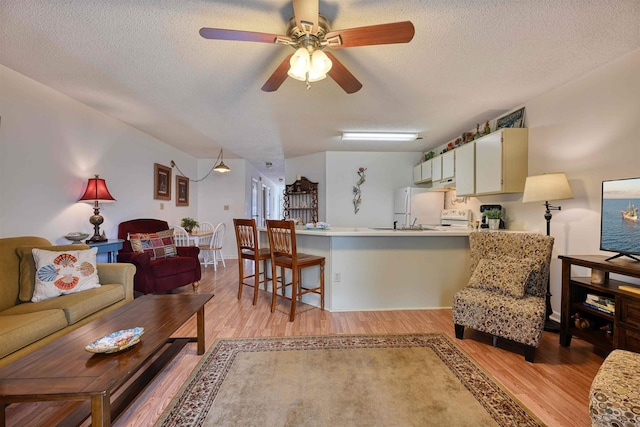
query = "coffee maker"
(480, 204, 505, 229)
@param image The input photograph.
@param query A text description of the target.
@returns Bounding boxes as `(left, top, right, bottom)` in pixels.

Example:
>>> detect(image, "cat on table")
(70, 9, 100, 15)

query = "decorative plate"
(85, 327, 144, 353)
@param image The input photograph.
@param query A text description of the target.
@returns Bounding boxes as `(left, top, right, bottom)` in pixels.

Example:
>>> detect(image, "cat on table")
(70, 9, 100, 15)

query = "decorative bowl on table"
(63, 232, 90, 244)
(85, 327, 145, 354)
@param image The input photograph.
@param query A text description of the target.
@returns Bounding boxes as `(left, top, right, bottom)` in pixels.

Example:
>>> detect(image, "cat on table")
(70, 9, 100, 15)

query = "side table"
(88, 239, 124, 263)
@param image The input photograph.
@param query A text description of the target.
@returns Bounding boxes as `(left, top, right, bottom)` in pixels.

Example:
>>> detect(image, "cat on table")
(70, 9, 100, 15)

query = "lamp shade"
(522, 173, 573, 203)
(78, 175, 116, 202)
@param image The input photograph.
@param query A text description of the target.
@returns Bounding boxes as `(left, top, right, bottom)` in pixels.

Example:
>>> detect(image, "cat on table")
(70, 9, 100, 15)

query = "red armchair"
(117, 219, 201, 294)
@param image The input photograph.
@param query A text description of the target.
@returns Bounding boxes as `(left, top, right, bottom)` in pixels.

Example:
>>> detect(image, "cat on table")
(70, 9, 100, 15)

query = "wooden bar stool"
(233, 218, 271, 305)
(266, 219, 325, 322)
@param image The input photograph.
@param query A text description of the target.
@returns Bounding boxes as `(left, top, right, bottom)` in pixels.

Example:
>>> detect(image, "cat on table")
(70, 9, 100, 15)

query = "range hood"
(428, 177, 456, 191)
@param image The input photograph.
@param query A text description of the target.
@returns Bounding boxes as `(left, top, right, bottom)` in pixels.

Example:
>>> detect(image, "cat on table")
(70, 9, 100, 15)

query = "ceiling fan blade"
(293, 0, 319, 34)
(262, 54, 293, 92)
(325, 21, 415, 49)
(325, 52, 362, 94)
(199, 27, 289, 44)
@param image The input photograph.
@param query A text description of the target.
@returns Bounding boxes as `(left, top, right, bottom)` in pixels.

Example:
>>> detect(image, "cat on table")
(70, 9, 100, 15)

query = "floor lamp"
(522, 172, 574, 332)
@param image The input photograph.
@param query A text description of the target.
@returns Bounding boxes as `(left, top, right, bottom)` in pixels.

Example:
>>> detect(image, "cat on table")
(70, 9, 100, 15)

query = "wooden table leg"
(91, 393, 111, 427)
(196, 306, 205, 355)
(0, 403, 6, 427)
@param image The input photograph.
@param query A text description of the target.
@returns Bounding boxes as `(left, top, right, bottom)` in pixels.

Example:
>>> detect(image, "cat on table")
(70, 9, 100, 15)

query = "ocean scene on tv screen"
(601, 178, 640, 255)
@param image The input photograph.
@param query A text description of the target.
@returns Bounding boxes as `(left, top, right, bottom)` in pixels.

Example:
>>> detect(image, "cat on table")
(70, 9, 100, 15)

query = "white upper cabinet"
(432, 155, 443, 182)
(474, 128, 528, 195)
(442, 151, 455, 180)
(455, 142, 475, 196)
(413, 159, 433, 184)
(421, 159, 432, 182)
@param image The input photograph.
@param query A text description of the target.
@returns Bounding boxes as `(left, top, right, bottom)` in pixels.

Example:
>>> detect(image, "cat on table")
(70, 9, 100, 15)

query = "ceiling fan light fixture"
(308, 49, 332, 82)
(288, 47, 311, 81)
(341, 132, 420, 142)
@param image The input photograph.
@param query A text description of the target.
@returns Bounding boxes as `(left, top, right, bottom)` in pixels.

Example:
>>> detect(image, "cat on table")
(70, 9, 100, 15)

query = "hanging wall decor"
(154, 163, 172, 200)
(353, 167, 367, 214)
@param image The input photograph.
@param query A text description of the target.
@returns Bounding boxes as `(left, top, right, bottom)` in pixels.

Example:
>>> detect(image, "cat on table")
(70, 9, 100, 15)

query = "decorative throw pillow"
(500, 255, 546, 297)
(16, 244, 91, 302)
(128, 229, 177, 260)
(468, 258, 533, 298)
(31, 247, 100, 302)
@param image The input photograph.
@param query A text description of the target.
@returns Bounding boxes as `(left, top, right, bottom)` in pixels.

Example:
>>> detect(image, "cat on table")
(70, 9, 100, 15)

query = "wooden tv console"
(559, 255, 640, 355)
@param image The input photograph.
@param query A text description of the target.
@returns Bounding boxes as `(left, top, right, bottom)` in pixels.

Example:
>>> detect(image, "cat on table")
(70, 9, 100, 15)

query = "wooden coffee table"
(0, 293, 213, 427)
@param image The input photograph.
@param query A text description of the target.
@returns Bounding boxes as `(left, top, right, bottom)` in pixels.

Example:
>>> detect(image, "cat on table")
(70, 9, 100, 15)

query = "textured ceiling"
(1, 0, 639, 180)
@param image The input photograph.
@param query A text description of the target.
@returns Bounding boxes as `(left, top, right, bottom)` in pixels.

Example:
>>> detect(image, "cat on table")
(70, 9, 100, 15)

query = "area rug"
(155, 334, 543, 427)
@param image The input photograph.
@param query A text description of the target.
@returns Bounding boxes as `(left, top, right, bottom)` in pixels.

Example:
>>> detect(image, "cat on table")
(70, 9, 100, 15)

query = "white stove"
(422, 209, 471, 230)
(440, 209, 472, 227)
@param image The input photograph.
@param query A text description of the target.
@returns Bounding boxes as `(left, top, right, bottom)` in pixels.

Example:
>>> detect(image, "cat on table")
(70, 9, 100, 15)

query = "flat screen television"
(600, 177, 640, 262)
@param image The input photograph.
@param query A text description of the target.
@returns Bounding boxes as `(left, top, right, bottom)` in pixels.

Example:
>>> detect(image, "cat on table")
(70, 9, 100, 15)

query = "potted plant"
(181, 217, 199, 233)
(484, 209, 502, 230)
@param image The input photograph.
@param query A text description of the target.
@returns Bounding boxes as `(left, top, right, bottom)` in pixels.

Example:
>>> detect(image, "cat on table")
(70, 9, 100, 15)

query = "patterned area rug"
(155, 334, 543, 427)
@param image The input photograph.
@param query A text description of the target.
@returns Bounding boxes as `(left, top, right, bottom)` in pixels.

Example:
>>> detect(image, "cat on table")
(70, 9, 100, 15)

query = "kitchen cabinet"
(283, 177, 318, 224)
(442, 151, 455, 180)
(413, 159, 433, 184)
(473, 128, 528, 196)
(432, 155, 442, 182)
(454, 142, 475, 196)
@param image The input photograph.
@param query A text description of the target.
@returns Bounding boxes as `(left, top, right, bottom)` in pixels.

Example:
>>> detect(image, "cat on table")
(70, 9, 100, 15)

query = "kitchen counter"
(258, 226, 471, 312)
(292, 226, 471, 237)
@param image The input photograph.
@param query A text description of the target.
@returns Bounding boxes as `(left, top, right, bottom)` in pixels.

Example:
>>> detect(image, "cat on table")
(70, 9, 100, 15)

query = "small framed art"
(154, 163, 172, 200)
(176, 175, 189, 206)
(496, 107, 525, 130)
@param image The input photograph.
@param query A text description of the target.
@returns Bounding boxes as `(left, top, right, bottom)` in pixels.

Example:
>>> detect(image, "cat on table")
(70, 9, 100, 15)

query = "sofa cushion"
(151, 256, 200, 277)
(129, 229, 177, 260)
(468, 258, 534, 298)
(0, 309, 68, 359)
(2, 284, 125, 325)
(30, 247, 100, 302)
(16, 243, 90, 302)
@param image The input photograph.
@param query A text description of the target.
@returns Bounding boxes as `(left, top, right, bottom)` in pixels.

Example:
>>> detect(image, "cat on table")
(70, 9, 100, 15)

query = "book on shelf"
(586, 293, 614, 307)
(583, 301, 614, 315)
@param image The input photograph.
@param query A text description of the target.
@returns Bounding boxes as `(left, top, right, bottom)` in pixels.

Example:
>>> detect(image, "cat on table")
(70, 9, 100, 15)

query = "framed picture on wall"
(496, 107, 525, 130)
(176, 175, 189, 206)
(154, 163, 172, 200)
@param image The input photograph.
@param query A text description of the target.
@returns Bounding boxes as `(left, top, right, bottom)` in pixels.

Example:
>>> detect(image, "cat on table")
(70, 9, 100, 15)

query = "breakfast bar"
(260, 227, 471, 311)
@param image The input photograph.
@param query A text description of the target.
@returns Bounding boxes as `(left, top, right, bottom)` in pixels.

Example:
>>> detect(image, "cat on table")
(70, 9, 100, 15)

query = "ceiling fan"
(199, 0, 415, 94)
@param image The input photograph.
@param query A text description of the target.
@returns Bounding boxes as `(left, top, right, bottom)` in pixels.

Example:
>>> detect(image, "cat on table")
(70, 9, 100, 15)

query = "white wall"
(325, 151, 418, 227)
(0, 65, 199, 245)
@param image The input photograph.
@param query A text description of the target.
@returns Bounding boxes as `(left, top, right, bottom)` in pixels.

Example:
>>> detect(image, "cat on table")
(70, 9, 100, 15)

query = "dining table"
(188, 230, 213, 246)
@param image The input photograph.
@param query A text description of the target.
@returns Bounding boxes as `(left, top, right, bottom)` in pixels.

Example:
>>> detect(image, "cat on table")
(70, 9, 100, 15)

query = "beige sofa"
(0, 236, 136, 368)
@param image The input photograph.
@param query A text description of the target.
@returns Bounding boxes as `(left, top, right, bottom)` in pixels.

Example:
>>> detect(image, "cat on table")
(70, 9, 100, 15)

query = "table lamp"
(522, 172, 574, 332)
(78, 175, 116, 243)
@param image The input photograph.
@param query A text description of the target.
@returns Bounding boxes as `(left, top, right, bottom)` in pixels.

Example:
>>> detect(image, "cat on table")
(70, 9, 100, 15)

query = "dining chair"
(170, 225, 191, 247)
(205, 222, 226, 271)
(266, 219, 325, 321)
(233, 218, 272, 305)
(195, 221, 215, 267)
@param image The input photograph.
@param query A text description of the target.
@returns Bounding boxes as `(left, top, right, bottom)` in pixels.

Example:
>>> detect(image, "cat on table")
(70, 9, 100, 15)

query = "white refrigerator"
(393, 187, 444, 228)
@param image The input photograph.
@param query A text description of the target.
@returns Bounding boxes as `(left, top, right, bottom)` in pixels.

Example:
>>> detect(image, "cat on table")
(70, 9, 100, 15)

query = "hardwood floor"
(5, 260, 603, 426)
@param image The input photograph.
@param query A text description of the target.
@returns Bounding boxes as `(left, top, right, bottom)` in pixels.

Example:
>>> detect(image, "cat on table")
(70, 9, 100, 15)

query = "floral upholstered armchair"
(452, 231, 554, 362)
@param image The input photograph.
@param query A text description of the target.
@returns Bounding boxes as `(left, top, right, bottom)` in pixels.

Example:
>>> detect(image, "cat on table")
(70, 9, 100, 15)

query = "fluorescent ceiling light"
(341, 132, 419, 141)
